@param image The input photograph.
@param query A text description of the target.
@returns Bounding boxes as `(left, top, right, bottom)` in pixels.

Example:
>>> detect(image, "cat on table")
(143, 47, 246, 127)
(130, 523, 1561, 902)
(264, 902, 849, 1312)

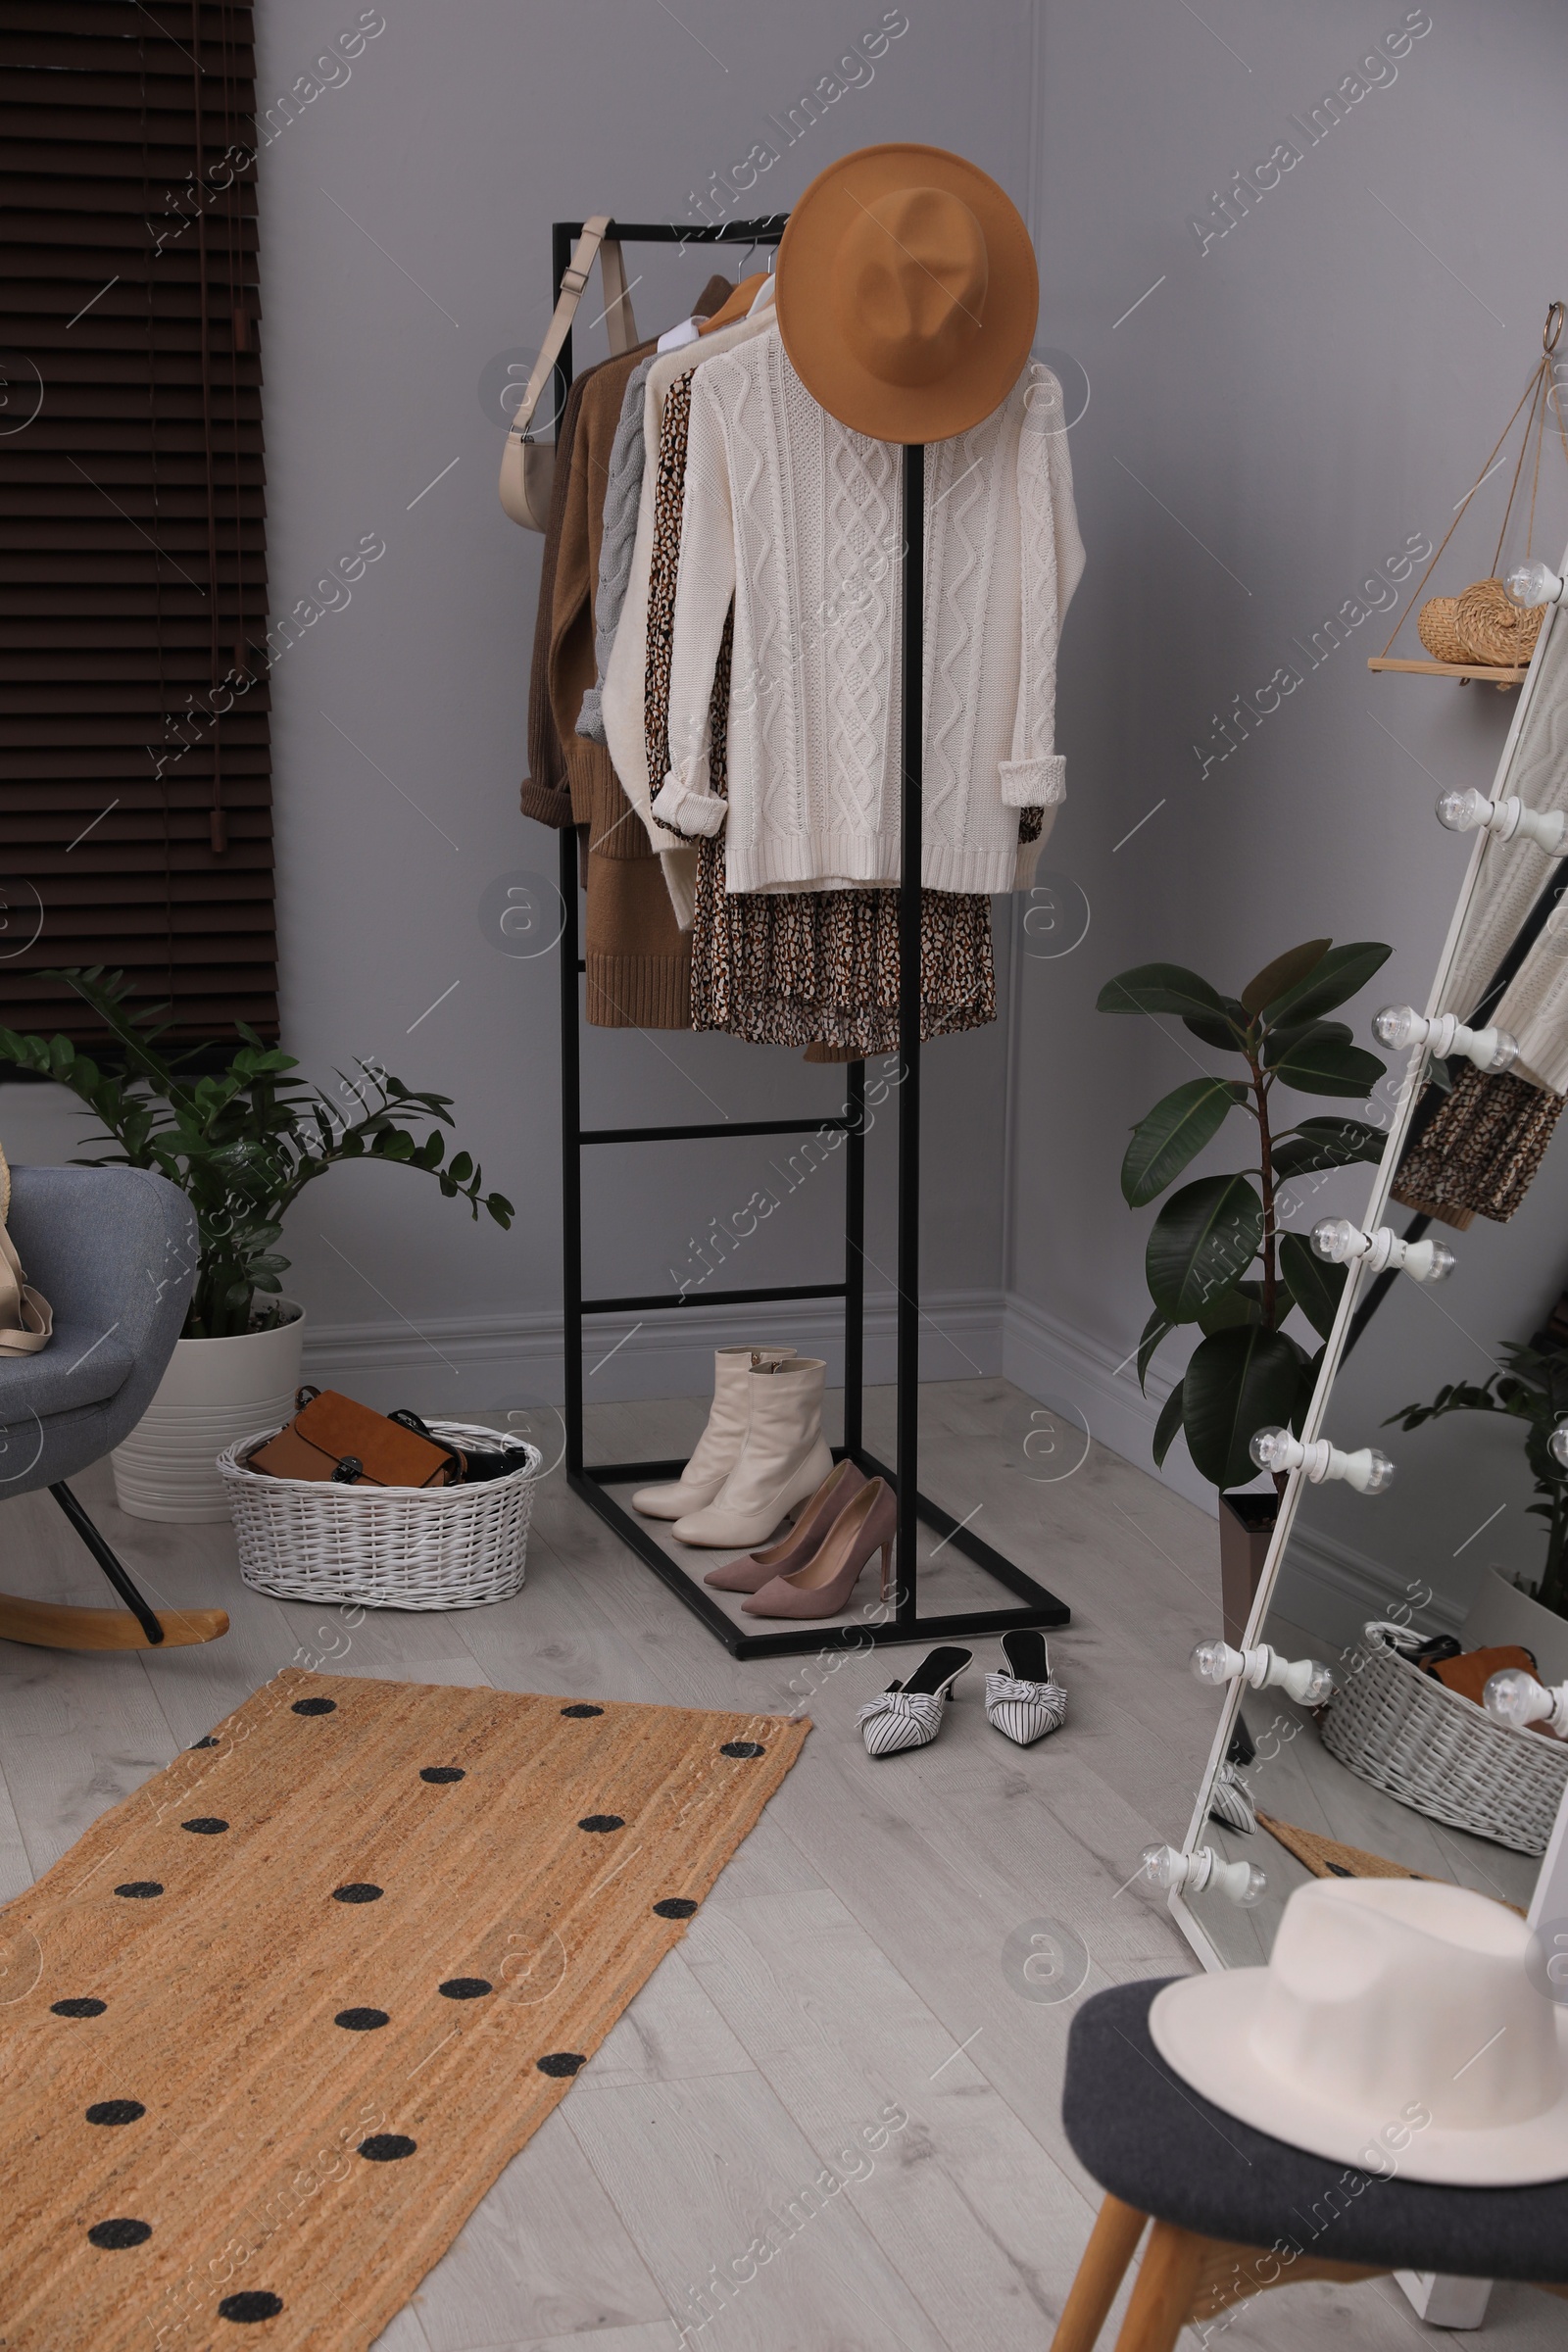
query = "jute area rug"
(0, 1667, 808, 2350)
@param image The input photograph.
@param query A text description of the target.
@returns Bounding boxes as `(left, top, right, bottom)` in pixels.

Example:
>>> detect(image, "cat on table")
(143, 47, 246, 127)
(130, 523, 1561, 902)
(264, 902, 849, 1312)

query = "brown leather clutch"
(246, 1390, 462, 1488)
(1425, 1643, 1539, 1711)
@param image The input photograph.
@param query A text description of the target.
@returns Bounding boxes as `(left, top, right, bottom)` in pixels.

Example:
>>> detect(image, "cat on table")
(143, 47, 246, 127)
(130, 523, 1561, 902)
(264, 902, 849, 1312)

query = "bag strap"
(504, 215, 639, 460)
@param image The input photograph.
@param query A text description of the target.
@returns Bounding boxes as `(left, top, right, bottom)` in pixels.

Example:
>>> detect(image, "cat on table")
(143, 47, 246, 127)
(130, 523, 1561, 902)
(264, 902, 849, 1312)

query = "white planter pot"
(1461, 1564, 1568, 1687)
(113, 1303, 305, 1524)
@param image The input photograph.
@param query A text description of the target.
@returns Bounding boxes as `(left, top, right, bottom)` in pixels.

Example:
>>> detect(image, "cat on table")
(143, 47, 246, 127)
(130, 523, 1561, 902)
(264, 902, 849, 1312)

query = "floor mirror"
(1158, 546, 1568, 2327)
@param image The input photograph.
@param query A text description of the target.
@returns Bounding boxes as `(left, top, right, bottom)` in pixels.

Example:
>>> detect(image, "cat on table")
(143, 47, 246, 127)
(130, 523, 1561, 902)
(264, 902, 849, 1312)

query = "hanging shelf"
(1369, 300, 1567, 691)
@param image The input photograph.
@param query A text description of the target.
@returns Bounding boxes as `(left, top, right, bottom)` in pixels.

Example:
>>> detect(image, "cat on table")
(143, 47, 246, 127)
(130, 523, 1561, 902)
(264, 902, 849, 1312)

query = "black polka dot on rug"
(331, 1883, 383, 1904)
(438, 1977, 492, 2000)
(88, 2218, 151, 2250)
(291, 1697, 336, 1717)
(114, 1882, 163, 1900)
(218, 2289, 284, 2323)
(86, 2100, 145, 2126)
(334, 2007, 389, 2032)
(182, 1816, 228, 1835)
(419, 1766, 465, 1784)
(52, 1997, 107, 2018)
(720, 1740, 765, 1758)
(188, 1736, 220, 1749)
(358, 2133, 416, 2162)
(653, 1898, 698, 1919)
(560, 1703, 603, 1718)
(536, 2051, 586, 2077)
(577, 1814, 623, 1833)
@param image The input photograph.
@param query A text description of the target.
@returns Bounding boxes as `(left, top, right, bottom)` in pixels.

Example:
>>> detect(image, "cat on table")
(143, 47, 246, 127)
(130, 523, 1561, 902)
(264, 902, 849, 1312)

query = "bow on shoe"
(983, 1669, 1068, 1744)
(857, 1687, 947, 1757)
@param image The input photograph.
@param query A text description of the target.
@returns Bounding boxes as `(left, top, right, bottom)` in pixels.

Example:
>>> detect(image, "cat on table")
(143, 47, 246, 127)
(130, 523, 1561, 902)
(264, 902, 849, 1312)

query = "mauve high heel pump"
(703, 1457, 867, 1593)
(741, 1478, 895, 1619)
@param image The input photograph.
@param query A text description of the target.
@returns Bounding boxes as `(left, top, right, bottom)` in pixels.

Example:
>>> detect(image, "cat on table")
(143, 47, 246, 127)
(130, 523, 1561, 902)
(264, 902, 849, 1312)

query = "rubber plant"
(1387, 1344, 1568, 1620)
(1098, 938, 1392, 1494)
(0, 967, 514, 1341)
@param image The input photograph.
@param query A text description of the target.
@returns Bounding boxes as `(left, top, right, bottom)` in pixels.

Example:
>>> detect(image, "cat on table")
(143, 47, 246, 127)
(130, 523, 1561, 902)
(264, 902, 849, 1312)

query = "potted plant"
(0, 969, 513, 1522)
(1387, 1342, 1568, 1682)
(1098, 938, 1390, 1637)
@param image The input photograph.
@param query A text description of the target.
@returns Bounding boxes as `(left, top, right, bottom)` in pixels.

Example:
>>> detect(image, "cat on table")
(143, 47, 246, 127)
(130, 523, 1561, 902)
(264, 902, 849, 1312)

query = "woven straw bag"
(220, 1422, 542, 1608)
(1455, 575, 1545, 666)
(1320, 1620, 1568, 1854)
(1416, 595, 1474, 665)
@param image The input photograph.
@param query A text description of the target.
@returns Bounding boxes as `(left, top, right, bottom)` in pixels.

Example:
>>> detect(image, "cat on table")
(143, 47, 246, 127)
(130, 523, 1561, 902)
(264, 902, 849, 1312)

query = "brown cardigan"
(519, 277, 730, 1029)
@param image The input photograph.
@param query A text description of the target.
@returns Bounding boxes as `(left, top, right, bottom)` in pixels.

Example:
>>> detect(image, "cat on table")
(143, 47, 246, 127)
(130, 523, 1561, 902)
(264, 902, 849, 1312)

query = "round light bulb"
(1489, 1029, 1521, 1073)
(1484, 1668, 1544, 1728)
(1191, 1639, 1237, 1687)
(1425, 1241, 1457, 1282)
(1312, 1218, 1361, 1263)
(1505, 560, 1563, 610)
(1436, 787, 1491, 834)
(1300, 1661, 1336, 1706)
(1373, 1004, 1420, 1051)
(1141, 1842, 1183, 1890)
(1549, 1419, 1568, 1472)
(1358, 1448, 1397, 1495)
(1235, 1862, 1268, 1907)
(1249, 1424, 1293, 1472)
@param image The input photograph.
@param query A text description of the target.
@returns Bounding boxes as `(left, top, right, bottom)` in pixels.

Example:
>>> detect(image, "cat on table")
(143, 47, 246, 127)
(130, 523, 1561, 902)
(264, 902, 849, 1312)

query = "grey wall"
(1004, 0, 1568, 1521)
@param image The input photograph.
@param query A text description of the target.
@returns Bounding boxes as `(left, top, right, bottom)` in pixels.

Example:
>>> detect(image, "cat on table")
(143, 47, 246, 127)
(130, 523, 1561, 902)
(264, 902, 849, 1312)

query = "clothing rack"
(552, 215, 1070, 1659)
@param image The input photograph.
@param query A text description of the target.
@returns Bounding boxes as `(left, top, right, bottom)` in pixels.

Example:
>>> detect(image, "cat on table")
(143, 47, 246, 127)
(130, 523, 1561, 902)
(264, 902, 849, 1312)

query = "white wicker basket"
(219, 1422, 542, 1609)
(1320, 1621, 1568, 1854)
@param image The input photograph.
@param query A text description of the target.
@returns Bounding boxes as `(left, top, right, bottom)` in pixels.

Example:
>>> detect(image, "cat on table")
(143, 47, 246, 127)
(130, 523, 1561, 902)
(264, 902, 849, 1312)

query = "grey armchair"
(0, 1164, 227, 1650)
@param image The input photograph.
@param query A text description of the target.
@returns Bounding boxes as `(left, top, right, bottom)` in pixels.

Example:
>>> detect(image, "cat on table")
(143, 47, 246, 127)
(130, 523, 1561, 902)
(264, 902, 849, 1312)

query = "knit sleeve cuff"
(575, 685, 607, 745)
(1000, 755, 1066, 810)
(651, 759, 727, 838)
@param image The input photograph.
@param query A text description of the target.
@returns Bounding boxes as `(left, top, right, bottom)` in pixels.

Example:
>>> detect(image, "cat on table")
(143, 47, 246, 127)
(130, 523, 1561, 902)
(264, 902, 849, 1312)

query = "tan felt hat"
(775, 143, 1038, 444)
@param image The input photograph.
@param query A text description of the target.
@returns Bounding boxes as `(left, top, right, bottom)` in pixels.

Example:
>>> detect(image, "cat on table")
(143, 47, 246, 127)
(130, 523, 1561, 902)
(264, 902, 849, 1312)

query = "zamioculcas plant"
(1387, 1343, 1568, 1621)
(1098, 938, 1392, 1493)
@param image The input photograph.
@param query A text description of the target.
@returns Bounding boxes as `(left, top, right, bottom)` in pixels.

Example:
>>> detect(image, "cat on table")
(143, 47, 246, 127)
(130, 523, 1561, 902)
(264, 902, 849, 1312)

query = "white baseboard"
(301, 1286, 1005, 1413)
(1000, 1290, 1219, 1518)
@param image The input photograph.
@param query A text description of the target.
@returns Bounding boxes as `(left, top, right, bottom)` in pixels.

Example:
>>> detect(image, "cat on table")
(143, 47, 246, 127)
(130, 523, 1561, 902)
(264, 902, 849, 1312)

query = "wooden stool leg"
(1113, 2220, 1209, 2352)
(1051, 2195, 1150, 2352)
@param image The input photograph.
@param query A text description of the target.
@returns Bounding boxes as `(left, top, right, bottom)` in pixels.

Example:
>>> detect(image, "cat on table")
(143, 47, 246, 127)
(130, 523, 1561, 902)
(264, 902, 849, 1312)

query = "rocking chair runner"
(0, 1164, 226, 1650)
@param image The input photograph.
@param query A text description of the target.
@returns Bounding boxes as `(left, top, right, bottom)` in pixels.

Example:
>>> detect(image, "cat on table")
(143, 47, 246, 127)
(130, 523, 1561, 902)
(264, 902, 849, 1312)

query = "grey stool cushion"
(0, 1165, 196, 1494)
(1063, 1980, 1568, 2283)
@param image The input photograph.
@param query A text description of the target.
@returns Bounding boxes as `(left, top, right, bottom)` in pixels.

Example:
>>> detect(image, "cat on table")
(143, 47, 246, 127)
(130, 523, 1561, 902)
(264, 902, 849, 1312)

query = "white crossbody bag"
(497, 216, 641, 531)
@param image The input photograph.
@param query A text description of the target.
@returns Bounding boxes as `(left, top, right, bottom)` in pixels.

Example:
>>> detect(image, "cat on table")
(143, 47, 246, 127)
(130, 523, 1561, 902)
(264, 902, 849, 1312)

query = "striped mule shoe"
(858, 1645, 972, 1758)
(984, 1629, 1067, 1746)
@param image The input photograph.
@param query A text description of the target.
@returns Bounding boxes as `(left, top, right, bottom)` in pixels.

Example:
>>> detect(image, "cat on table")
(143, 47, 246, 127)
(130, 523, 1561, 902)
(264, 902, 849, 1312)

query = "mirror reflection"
(1176, 555, 1568, 1967)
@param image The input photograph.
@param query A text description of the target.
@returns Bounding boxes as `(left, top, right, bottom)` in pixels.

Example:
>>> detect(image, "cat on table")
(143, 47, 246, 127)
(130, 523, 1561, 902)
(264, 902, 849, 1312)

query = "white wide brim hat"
(1150, 1878, 1568, 2187)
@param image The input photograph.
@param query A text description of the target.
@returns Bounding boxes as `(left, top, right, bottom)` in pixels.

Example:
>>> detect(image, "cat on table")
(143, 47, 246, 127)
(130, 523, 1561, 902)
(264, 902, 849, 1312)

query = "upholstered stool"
(1051, 1980, 1568, 2351)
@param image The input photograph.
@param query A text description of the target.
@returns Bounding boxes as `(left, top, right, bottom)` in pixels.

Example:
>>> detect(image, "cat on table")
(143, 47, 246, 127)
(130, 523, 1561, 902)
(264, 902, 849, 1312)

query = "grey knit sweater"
(576, 352, 657, 744)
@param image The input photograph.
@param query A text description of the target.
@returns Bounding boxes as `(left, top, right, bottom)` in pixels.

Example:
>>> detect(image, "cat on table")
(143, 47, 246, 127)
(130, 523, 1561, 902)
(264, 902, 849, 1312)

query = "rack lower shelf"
(571, 1448, 1072, 1660)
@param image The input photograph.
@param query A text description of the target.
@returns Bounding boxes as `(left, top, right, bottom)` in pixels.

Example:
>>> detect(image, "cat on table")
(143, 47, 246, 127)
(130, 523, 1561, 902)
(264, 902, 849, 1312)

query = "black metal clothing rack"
(551, 216, 1070, 1658)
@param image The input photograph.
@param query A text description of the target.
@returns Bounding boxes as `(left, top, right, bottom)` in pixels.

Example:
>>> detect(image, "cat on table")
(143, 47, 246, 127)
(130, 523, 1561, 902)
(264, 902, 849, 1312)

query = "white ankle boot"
(631, 1348, 796, 1520)
(672, 1358, 833, 1548)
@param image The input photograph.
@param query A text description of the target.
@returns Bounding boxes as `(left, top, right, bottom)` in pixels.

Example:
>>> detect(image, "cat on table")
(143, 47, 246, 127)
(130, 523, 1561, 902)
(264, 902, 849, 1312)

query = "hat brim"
(1151, 1971, 1568, 2187)
(776, 143, 1039, 445)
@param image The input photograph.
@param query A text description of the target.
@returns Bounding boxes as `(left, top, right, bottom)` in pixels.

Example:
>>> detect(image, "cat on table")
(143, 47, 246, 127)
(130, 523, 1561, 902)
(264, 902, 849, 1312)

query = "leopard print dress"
(645, 368, 1021, 1053)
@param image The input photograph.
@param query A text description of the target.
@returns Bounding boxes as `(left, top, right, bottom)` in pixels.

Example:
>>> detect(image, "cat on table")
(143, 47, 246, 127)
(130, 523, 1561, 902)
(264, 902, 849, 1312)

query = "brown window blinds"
(0, 0, 274, 1043)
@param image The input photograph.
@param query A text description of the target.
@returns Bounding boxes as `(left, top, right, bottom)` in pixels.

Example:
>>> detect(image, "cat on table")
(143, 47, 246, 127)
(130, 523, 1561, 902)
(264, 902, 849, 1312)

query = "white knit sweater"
(652, 325, 1084, 896)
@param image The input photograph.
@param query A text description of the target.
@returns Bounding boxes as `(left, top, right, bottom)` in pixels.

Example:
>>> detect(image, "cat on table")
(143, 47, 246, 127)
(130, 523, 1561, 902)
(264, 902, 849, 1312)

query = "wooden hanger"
(700, 270, 769, 334)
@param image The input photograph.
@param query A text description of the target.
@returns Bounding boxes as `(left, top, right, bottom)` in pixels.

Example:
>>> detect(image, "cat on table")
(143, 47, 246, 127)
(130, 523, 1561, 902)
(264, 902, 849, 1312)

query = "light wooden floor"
(1, 1378, 1558, 2351)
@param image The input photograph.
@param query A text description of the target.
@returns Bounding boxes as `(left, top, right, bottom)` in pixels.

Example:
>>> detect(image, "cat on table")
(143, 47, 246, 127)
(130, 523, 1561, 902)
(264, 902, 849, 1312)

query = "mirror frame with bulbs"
(1164, 535, 1568, 1968)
